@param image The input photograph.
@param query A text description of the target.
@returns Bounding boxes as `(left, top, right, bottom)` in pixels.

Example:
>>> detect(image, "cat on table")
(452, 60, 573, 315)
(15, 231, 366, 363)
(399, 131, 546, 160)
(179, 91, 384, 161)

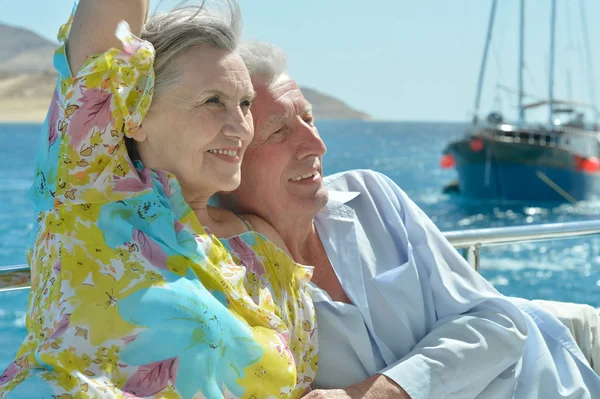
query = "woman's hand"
(302, 374, 411, 399)
(68, 0, 150, 72)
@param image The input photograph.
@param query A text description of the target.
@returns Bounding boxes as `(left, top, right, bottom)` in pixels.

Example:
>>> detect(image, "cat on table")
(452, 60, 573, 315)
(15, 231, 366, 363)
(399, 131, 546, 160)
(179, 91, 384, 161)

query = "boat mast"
(518, 0, 525, 126)
(579, 0, 599, 127)
(473, 0, 498, 125)
(548, 0, 557, 126)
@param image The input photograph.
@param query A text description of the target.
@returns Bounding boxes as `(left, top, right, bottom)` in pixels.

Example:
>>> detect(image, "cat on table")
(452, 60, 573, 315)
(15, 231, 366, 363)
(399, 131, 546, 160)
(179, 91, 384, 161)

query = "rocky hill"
(0, 24, 56, 73)
(301, 87, 371, 121)
(0, 22, 371, 122)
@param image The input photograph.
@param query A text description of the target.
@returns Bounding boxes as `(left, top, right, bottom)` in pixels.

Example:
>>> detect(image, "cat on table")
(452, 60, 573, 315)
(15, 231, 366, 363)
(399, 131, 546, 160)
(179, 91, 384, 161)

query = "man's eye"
(272, 128, 283, 135)
(205, 97, 220, 105)
(241, 100, 252, 108)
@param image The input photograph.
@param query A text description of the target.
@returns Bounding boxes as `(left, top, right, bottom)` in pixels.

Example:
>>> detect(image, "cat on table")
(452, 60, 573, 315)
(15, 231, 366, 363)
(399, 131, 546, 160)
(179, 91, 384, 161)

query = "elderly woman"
(0, 2, 316, 398)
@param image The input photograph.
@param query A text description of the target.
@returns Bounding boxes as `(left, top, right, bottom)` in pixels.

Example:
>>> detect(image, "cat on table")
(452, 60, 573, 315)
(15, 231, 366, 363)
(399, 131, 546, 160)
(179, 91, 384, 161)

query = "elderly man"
(219, 42, 600, 399)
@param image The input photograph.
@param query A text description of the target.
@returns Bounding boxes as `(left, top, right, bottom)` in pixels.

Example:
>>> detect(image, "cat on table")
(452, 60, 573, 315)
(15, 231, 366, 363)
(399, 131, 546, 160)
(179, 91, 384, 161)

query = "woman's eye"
(241, 100, 252, 108)
(205, 97, 220, 105)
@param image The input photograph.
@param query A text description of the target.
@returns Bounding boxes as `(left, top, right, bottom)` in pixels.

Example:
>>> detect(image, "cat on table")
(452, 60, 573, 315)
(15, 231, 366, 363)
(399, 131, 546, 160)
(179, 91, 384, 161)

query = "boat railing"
(479, 124, 597, 140)
(445, 219, 600, 271)
(2, 220, 600, 292)
(473, 123, 600, 158)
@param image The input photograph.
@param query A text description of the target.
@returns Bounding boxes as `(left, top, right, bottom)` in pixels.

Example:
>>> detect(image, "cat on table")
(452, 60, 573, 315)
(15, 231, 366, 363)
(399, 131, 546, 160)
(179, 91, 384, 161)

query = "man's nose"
(295, 122, 327, 160)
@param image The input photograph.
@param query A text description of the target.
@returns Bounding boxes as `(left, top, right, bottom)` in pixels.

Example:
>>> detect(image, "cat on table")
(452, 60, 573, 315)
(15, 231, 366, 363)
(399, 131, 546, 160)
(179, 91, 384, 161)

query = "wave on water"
(0, 307, 26, 329)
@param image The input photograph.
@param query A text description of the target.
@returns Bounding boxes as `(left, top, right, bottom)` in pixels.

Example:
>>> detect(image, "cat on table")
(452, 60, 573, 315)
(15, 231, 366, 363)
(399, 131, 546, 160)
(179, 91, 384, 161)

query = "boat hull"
(447, 138, 600, 202)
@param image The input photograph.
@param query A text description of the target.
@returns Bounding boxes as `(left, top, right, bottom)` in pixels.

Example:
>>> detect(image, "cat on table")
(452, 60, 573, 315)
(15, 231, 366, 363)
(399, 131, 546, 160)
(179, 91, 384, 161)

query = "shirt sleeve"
(365, 171, 528, 399)
(47, 10, 155, 207)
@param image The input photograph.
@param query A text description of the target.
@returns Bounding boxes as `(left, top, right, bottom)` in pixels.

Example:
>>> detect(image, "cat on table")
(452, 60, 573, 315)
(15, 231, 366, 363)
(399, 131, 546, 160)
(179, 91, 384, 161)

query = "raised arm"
(67, 0, 150, 72)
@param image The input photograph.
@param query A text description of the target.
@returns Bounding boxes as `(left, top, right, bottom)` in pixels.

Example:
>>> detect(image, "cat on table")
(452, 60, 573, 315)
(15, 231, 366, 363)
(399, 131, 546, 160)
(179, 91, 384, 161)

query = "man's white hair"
(238, 41, 288, 83)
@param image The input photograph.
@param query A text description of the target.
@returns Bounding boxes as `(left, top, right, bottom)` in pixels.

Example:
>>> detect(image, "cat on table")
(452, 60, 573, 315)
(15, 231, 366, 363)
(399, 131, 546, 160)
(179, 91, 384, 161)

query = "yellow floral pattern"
(0, 4, 317, 399)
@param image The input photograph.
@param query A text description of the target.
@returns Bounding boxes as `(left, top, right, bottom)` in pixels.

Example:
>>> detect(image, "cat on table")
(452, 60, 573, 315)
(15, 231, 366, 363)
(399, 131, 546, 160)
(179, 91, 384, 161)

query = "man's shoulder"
(323, 169, 408, 218)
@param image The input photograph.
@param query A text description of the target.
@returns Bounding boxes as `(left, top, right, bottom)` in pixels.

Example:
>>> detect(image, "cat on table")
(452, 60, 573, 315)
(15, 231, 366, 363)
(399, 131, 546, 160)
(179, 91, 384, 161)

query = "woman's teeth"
(290, 171, 317, 182)
(208, 149, 238, 157)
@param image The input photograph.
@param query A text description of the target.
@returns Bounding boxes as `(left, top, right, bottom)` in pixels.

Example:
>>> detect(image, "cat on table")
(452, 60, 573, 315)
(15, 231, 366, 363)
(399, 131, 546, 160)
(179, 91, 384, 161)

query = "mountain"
(0, 71, 58, 122)
(0, 24, 56, 73)
(0, 22, 371, 122)
(301, 87, 370, 121)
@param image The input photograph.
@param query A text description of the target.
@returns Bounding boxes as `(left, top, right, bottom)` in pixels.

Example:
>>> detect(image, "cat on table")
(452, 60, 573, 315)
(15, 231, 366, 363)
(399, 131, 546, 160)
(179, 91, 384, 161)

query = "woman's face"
(135, 46, 254, 202)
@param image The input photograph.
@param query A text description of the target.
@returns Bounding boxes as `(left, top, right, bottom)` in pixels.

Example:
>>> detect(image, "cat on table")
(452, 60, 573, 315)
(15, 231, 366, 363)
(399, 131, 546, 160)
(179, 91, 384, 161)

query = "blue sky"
(2, 0, 600, 122)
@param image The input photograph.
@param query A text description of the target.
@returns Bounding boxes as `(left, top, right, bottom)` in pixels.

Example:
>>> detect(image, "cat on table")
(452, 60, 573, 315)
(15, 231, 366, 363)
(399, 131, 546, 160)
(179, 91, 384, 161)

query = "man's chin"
(318, 187, 329, 203)
(310, 187, 329, 212)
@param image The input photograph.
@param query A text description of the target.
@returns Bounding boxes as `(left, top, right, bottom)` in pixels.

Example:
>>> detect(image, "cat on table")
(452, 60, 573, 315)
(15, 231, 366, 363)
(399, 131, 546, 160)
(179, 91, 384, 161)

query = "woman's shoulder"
(233, 215, 314, 289)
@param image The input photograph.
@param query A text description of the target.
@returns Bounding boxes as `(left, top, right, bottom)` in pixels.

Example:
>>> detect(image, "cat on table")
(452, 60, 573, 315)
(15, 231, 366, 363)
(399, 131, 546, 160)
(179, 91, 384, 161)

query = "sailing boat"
(441, 0, 600, 203)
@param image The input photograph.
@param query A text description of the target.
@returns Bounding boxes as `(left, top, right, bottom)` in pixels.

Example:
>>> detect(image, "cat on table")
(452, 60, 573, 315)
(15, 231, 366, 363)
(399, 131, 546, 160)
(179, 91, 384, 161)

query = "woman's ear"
(132, 124, 148, 143)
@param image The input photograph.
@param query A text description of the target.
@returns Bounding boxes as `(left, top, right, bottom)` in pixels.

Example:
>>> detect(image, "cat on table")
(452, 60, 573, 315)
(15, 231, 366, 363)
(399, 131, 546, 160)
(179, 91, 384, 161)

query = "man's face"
(227, 75, 328, 227)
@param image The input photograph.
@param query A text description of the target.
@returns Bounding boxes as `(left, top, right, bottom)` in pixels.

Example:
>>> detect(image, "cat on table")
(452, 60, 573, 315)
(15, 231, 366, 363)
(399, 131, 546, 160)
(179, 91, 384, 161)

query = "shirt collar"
(317, 189, 361, 220)
(327, 190, 360, 206)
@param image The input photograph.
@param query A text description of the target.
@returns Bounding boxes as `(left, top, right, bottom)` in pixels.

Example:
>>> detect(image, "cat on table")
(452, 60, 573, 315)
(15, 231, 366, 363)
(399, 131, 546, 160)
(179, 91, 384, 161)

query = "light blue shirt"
(308, 283, 386, 388)
(311, 169, 600, 399)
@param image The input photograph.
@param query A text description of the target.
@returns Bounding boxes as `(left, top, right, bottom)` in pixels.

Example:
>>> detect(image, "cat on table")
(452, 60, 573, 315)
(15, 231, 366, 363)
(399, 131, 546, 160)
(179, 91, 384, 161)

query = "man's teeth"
(290, 172, 317, 182)
(208, 149, 238, 157)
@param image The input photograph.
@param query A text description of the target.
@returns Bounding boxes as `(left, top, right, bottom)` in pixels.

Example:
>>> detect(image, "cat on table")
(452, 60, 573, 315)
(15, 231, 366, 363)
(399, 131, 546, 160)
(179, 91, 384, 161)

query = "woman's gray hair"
(238, 41, 288, 83)
(141, 0, 242, 96)
(126, 1, 241, 161)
